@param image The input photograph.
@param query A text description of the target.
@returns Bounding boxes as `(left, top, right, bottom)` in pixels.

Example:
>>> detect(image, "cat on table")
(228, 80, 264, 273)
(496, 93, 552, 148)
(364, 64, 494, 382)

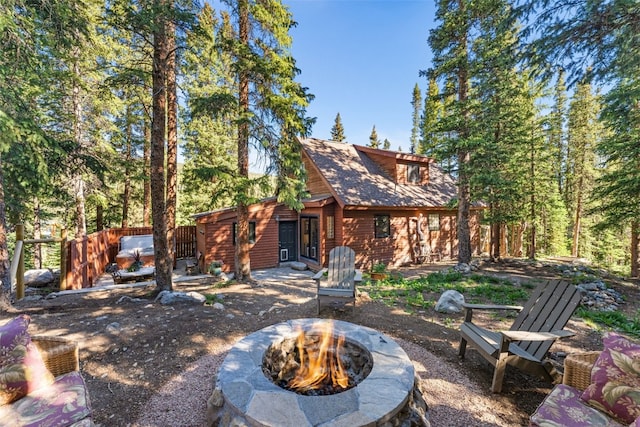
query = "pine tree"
(592, 76, 640, 276)
(566, 78, 601, 258)
(419, 77, 443, 157)
(369, 125, 380, 148)
(181, 6, 237, 217)
(330, 112, 346, 142)
(549, 70, 567, 195)
(428, 0, 475, 263)
(215, 0, 313, 281)
(410, 83, 421, 154)
(383, 138, 391, 150)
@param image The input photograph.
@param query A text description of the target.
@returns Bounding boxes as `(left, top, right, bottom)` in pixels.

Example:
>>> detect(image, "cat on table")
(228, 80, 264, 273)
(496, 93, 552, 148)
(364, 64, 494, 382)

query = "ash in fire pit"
(207, 319, 429, 427)
(263, 321, 373, 396)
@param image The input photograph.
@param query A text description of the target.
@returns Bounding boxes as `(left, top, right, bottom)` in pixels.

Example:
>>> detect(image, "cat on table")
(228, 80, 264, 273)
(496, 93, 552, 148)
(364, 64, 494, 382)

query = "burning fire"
(287, 321, 349, 393)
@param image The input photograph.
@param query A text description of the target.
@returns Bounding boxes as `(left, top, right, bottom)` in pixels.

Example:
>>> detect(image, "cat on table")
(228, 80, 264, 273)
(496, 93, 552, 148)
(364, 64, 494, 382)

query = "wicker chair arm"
(31, 335, 80, 377)
(563, 351, 601, 391)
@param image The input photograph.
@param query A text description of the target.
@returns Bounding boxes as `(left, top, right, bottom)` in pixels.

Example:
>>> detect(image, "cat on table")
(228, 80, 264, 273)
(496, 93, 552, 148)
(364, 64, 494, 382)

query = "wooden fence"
(65, 226, 196, 290)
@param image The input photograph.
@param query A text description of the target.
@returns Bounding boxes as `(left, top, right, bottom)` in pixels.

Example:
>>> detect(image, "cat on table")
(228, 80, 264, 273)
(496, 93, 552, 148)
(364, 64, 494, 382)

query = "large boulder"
(435, 290, 465, 314)
(23, 269, 57, 287)
(155, 291, 206, 305)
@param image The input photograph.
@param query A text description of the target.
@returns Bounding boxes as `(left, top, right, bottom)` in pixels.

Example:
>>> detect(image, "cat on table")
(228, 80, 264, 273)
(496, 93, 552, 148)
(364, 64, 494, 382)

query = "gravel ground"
(8, 258, 633, 426)
(134, 337, 509, 427)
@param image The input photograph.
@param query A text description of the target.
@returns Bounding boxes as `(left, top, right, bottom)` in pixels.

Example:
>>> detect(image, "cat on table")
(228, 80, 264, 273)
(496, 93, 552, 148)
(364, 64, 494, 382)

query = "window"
(327, 216, 335, 239)
(375, 215, 390, 238)
(300, 216, 319, 260)
(407, 164, 421, 184)
(428, 214, 440, 231)
(233, 221, 256, 245)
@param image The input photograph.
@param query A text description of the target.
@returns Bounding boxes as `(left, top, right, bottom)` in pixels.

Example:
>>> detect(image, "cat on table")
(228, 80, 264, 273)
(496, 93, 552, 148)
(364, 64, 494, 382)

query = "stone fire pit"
(207, 318, 429, 426)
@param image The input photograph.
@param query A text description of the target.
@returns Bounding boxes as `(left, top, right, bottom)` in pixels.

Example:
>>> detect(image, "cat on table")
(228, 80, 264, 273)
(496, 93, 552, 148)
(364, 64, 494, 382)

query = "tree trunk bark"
(121, 115, 132, 228)
(151, 3, 172, 291)
(143, 121, 151, 227)
(34, 198, 42, 269)
(235, 0, 252, 281)
(0, 153, 10, 299)
(166, 18, 177, 267)
(72, 51, 87, 238)
(572, 178, 583, 257)
(455, 0, 472, 265)
(631, 221, 639, 278)
(96, 204, 104, 231)
(491, 221, 501, 261)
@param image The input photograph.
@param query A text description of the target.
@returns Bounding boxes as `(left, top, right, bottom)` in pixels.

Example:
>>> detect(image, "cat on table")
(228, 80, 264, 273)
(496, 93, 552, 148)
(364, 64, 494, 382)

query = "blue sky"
(287, 0, 438, 152)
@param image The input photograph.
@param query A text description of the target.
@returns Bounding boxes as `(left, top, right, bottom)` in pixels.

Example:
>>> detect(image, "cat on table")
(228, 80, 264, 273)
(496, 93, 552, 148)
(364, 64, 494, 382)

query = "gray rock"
(435, 290, 465, 314)
(453, 263, 471, 274)
(106, 322, 122, 333)
(19, 295, 43, 302)
(23, 269, 56, 287)
(290, 262, 308, 271)
(213, 302, 225, 310)
(155, 290, 207, 305)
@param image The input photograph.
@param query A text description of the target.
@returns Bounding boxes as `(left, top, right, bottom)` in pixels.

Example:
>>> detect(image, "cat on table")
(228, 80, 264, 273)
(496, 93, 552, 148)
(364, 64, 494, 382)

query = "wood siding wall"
(196, 201, 297, 273)
(341, 209, 482, 269)
(303, 156, 332, 195)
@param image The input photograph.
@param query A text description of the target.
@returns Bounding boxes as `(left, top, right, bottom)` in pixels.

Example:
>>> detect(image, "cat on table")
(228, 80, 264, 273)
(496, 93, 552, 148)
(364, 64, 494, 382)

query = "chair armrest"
(461, 303, 523, 311)
(354, 270, 363, 283)
(312, 268, 328, 281)
(563, 351, 600, 391)
(501, 329, 574, 342)
(461, 303, 523, 322)
(31, 335, 79, 377)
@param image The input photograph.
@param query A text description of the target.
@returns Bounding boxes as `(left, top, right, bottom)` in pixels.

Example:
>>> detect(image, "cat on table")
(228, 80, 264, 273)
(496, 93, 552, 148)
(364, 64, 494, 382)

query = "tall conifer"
(330, 113, 346, 142)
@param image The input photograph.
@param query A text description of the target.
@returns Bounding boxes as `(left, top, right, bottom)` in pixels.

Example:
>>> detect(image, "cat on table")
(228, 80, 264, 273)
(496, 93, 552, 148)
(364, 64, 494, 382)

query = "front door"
(278, 221, 297, 262)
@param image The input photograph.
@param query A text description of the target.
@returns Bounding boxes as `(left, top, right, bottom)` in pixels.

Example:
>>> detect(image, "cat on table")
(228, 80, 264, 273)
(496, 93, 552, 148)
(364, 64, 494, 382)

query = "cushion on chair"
(580, 333, 640, 424)
(0, 315, 54, 404)
(0, 370, 92, 427)
(530, 384, 625, 427)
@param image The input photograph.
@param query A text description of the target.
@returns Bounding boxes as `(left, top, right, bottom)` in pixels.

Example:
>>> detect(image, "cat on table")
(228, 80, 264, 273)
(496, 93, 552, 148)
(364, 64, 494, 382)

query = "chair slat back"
(509, 279, 582, 360)
(325, 246, 356, 289)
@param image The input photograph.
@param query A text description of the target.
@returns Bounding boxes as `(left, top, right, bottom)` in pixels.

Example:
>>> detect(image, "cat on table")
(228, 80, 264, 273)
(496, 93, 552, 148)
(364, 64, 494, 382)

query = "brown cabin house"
(193, 138, 486, 273)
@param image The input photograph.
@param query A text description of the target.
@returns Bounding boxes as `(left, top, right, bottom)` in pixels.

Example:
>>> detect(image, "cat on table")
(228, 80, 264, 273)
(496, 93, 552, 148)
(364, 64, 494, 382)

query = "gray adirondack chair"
(312, 246, 362, 314)
(458, 279, 582, 393)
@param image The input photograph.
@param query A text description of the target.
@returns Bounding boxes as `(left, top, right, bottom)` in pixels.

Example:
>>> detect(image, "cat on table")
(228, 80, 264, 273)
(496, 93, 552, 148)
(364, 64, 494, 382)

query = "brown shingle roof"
(300, 138, 458, 209)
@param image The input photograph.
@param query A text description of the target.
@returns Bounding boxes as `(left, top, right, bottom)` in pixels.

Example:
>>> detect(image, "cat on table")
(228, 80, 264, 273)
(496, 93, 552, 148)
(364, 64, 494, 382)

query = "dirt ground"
(3, 258, 639, 426)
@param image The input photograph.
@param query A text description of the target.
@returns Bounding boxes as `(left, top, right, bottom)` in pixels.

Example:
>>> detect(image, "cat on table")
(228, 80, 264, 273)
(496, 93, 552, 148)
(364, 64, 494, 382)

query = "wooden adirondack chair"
(458, 279, 582, 393)
(312, 246, 362, 314)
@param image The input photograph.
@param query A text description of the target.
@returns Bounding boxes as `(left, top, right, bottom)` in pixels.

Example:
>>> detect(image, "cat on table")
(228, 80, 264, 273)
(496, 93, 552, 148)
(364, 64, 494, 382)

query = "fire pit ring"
(208, 318, 423, 426)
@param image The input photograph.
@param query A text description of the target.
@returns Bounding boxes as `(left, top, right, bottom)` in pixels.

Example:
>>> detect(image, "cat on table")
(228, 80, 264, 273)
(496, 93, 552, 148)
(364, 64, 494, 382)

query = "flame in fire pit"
(287, 321, 349, 393)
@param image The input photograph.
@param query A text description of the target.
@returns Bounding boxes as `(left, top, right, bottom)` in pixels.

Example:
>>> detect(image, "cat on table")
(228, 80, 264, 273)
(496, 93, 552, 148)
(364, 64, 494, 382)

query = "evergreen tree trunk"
(121, 117, 132, 228)
(151, 3, 172, 291)
(457, 20, 472, 265)
(143, 122, 151, 227)
(96, 205, 103, 231)
(0, 155, 10, 303)
(632, 221, 639, 278)
(34, 199, 42, 269)
(572, 176, 584, 257)
(235, 0, 251, 281)
(166, 18, 177, 267)
(491, 219, 501, 261)
(72, 51, 87, 238)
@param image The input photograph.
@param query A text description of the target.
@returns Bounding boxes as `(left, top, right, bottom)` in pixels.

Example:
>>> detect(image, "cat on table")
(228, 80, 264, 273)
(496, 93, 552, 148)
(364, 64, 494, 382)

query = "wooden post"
(59, 228, 68, 291)
(16, 224, 24, 300)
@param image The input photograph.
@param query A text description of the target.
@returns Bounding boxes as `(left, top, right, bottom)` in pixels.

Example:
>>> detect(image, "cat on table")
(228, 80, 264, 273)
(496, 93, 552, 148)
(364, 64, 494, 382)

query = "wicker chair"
(529, 351, 627, 427)
(32, 335, 80, 377)
(562, 351, 601, 391)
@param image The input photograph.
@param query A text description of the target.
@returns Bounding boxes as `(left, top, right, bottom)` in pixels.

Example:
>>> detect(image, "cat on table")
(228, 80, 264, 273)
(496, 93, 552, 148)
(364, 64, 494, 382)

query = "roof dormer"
(353, 145, 432, 186)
